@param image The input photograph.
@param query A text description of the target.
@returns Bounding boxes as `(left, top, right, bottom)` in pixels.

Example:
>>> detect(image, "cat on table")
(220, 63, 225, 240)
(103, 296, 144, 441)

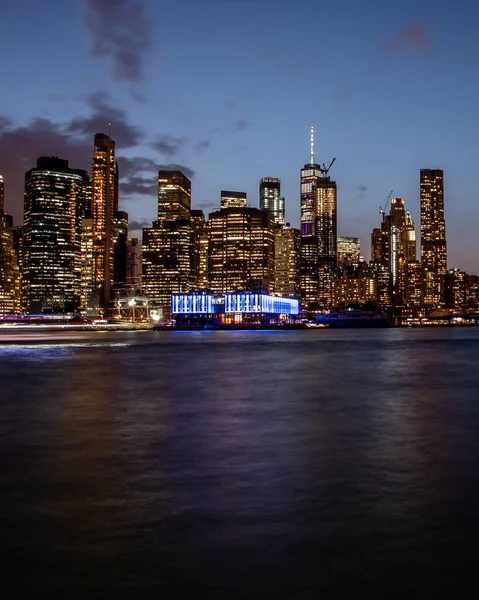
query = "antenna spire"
(310, 123, 314, 165)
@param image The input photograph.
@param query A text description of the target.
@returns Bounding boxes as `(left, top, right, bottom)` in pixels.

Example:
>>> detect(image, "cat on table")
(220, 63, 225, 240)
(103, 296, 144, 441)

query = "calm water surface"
(1, 328, 479, 597)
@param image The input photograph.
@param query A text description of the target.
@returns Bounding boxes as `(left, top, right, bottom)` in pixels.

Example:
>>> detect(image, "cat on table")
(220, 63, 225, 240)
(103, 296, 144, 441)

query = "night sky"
(1, 0, 478, 271)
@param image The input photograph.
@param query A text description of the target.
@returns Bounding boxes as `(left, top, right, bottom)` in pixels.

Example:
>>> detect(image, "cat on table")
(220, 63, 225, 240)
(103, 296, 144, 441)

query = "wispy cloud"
(117, 156, 158, 197)
(84, 0, 152, 82)
(357, 185, 368, 199)
(235, 119, 250, 131)
(194, 140, 211, 153)
(152, 135, 187, 157)
(383, 21, 433, 53)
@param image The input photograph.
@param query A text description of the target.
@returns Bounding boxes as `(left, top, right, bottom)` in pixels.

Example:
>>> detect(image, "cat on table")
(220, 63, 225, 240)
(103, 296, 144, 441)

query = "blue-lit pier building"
(171, 292, 300, 326)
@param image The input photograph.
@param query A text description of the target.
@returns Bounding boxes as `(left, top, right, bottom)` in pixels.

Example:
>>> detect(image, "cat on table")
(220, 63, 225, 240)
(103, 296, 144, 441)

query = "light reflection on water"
(1, 328, 479, 596)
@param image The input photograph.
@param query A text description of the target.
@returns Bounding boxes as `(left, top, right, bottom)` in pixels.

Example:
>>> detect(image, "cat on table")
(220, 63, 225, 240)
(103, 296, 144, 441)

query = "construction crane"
(321, 157, 336, 176)
(379, 190, 394, 220)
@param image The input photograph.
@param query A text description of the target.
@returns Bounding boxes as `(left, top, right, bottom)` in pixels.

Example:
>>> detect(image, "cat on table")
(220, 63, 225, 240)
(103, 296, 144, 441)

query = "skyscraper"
(403, 211, 416, 261)
(389, 198, 406, 294)
(370, 228, 382, 264)
(208, 207, 275, 294)
(274, 225, 300, 296)
(220, 190, 247, 210)
(92, 133, 118, 312)
(0, 175, 21, 314)
(300, 127, 324, 307)
(23, 157, 84, 313)
(337, 237, 361, 269)
(80, 214, 94, 314)
(73, 169, 93, 216)
(158, 170, 191, 221)
(260, 178, 284, 225)
(420, 169, 447, 306)
(142, 219, 196, 311)
(142, 170, 196, 314)
(190, 209, 209, 289)
(300, 125, 337, 307)
(404, 260, 422, 306)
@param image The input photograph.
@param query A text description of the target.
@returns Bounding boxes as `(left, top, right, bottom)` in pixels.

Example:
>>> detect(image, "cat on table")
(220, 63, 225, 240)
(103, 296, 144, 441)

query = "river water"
(1, 328, 479, 597)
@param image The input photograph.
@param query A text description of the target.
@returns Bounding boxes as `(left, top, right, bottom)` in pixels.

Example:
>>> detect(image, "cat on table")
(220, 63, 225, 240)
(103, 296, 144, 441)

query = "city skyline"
(1, 1, 479, 272)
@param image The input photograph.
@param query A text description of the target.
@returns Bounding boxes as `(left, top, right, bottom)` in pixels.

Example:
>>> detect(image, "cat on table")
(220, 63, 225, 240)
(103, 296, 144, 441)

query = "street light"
(128, 298, 136, 322)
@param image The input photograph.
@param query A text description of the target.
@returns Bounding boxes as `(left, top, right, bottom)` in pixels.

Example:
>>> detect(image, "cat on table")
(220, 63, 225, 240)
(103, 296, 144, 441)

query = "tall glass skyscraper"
(337, 236, 360, 268)
(208, 207, 275, 294)
(158, 171, 191, 221)
(260, 178, 284, 225)
(92, 133, 118, 312)
(0, 174, 21, 314)
(24, 157, 84, 313)
(420, 169, 447, 306)
(300, 125, 337, 307)
(142, 170, 195, 315)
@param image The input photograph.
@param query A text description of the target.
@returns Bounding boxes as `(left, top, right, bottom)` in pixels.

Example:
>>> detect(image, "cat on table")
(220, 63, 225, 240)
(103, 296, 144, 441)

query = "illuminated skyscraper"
(24, 157, 83, 313)
(420, 169, 447, 306)
(388, 198, 406, 295)
(142, 219, 195, 311)
(190, 209, 209, 289)
(337, 237, 360, 269)
(445, 268, 466, 309)
(142, 170, 196, 314)
(300, 125, 337, 307)
(80, 214, 94, 314)
(220, 190, 247, 210)
(0, 175, 21, 314)
(92, 133, 118, 312)
(300, 127, 324, 307)
(158, 170, 191, 221)
(260, 178, 284, 225)
(404, 211, 416, 261)
(208, 207, 275, 294)
(370, 227, 382, 263)
(274, 225, 300, 296)
(404, 260, 422, 306)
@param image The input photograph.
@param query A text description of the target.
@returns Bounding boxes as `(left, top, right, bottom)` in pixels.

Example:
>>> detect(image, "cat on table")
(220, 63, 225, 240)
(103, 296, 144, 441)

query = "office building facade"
(338, 236, 361, 269)
(23, 157, 83, 313)
(420, 169, 447, 306)
(260, 178, 284, 225)
(220, 190, 247, 210)
(190, 209, 209, 289)
(274, 225, 300, 297)
(92, 133, 118, 312)
(0, 175, 22, 314)
(142, 220, 196, 310)
(158, 171, 191, 221)
(208, 207, 275, 294)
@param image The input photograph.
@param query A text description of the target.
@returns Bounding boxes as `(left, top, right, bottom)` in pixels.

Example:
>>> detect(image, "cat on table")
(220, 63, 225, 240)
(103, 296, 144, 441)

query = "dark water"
(2, 328, 479, 598)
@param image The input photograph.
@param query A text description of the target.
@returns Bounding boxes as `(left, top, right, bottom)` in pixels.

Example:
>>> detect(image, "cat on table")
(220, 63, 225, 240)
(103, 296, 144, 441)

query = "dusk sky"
(1, 0, 478, 271)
